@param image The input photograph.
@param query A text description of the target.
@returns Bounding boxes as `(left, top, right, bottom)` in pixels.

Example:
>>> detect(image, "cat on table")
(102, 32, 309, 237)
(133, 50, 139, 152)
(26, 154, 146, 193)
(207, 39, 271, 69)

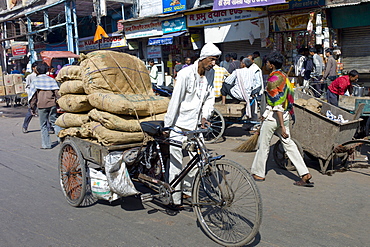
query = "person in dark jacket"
(29, 63, 61, 149)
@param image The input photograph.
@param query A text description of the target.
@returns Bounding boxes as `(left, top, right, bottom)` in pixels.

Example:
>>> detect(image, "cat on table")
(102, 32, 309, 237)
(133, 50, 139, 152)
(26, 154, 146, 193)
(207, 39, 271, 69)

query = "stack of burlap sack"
(55, 50, 169, 146)
(295, 98, 322, 114)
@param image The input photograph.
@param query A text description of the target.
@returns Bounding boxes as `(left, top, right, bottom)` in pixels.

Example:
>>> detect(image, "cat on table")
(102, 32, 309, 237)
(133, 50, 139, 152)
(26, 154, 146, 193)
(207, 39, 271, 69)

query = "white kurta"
(164, 60, 215, 130)
(164, 60, 215, 205)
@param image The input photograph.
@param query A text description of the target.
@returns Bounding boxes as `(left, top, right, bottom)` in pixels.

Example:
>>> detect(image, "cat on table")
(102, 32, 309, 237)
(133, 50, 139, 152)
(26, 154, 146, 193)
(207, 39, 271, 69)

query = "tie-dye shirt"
(265, 70, 295, 122)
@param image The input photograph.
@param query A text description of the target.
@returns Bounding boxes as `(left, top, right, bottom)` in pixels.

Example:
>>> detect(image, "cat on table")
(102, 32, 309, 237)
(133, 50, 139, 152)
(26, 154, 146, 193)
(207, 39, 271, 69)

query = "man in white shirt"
(148, 59, 158, 85)
(22, 62, 39, 133)
(164, 43, 221, 207)
(221, 58, 263, 118)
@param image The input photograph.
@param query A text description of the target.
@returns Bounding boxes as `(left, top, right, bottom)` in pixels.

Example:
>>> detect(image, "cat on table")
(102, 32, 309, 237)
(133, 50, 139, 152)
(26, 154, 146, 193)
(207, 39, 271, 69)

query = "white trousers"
(251, 119, 309, 178)
(169, 127, 196, 205)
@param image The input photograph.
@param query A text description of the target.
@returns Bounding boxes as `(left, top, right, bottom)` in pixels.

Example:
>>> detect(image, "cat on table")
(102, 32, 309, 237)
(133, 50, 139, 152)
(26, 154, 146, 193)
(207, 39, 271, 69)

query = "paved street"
(0, 103, 369, 247)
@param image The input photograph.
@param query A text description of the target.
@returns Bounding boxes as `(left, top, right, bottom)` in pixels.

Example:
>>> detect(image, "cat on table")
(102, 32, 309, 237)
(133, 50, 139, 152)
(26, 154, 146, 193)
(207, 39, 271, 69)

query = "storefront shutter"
(341, 26, 370, 73)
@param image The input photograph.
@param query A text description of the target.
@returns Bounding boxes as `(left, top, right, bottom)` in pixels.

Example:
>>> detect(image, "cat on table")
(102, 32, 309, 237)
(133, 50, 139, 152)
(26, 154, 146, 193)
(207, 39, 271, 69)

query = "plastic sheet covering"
(104, 151, 139, 197)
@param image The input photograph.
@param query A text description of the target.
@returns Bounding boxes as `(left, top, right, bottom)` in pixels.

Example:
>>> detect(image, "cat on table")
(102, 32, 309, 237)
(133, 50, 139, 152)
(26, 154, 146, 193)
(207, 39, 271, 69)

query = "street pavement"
(0, 103, 369, 247)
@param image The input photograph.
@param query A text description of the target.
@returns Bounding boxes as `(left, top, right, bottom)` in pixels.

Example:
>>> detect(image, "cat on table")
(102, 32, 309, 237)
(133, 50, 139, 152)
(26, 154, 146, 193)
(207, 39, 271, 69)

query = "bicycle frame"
(138, 127, 225, 205)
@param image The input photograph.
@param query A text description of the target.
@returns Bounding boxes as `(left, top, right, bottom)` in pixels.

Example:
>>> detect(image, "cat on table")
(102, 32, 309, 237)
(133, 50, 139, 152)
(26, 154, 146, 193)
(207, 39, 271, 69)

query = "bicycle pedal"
(140, 193, 153, 203)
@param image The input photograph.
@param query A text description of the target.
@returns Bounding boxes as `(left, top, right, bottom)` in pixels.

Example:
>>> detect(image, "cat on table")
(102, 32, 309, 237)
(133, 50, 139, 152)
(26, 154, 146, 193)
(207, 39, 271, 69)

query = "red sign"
(11, 45, 27, 56)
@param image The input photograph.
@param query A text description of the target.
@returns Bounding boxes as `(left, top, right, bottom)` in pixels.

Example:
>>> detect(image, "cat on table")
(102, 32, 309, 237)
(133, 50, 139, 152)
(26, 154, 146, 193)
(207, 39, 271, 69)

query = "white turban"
(199, 43, 222, 60)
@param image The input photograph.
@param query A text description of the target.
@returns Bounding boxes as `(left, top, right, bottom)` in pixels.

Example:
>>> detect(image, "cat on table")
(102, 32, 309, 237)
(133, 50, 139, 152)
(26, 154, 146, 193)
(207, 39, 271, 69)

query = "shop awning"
(148, 31, 186, 46)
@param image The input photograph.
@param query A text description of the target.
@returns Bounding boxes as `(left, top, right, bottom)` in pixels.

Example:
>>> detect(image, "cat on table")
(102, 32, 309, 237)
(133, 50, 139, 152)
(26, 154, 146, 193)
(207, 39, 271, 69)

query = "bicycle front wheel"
(192, 159, 262, 246)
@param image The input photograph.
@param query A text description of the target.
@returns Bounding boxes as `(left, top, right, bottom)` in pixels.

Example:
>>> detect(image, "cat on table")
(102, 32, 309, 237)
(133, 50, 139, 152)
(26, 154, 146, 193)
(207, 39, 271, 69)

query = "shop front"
(327, 2, 370, 81)
(268, 0, 326, 67)
(185, 8, 270, 61)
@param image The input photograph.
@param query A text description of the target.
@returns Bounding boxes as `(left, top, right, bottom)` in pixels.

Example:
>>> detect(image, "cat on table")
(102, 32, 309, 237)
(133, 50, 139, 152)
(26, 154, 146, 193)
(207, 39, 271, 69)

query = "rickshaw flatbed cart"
(274, 90, 370, 175)
(58, 136, 142, 207)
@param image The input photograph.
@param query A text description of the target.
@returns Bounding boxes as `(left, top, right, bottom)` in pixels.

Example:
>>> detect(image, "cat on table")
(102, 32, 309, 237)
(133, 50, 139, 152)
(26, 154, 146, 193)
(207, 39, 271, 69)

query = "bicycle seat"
(140, 121, 164, 136)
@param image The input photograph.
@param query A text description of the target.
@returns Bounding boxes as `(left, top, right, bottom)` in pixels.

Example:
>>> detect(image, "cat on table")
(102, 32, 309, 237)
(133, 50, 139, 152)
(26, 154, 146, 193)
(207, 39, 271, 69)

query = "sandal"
(294, 173, 314, 187)
(252, 174, 265, 182)
(294, 180, 314, 187)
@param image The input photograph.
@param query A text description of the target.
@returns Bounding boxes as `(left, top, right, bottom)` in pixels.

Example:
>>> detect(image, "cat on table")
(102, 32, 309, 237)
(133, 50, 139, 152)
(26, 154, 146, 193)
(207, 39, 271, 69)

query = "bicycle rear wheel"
(192, 159, 262, 246)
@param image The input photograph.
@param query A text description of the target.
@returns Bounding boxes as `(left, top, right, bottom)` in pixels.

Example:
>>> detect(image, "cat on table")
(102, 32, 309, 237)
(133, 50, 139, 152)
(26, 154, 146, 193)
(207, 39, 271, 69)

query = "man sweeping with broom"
(250, 51, 314, 187)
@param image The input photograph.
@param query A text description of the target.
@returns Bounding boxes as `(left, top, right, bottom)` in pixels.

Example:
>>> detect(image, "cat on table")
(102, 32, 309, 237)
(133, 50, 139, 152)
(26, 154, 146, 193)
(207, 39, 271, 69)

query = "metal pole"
(71, 0, 79, 55)
(65, 0, 74, 63)
(121, 3, 125, 20)
(44, 10, 49, 29)
(1, 23, 7, 71)
(27, 17, 36, 64)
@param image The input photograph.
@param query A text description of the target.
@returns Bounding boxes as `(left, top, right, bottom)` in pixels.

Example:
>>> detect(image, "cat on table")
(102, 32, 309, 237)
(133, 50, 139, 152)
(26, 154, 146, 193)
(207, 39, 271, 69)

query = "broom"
(232, 125, 261, 152)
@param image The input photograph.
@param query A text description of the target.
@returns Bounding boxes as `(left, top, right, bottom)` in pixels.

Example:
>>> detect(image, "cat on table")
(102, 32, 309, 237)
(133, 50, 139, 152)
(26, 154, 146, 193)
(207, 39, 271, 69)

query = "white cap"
(199, 43, 222, 60)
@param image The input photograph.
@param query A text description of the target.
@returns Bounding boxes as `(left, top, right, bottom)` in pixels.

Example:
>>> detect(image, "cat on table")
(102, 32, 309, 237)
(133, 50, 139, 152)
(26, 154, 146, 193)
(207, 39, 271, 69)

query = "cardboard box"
(12, 74, 24, 84)
(0, 75, 4, 86)
(5, 85, 15, 95)
(14, 83, 25, 94)
(4, 75, 13, 86)
(0, 86, 5, 96)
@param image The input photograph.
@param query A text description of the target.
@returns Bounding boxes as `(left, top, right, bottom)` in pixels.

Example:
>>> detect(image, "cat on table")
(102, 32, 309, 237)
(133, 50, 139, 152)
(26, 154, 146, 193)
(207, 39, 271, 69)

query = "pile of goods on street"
(295, 97, 348, 123)
(55, 50, 169, 146)
(0, 73, 25, 96)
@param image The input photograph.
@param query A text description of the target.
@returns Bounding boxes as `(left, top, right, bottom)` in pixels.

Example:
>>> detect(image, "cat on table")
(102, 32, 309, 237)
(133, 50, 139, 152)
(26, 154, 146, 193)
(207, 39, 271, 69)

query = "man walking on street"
(29, 63, 61, 149)
(251, 51, 314, 187)
(22, 62, 54, 134)
(164, 43, 221, 209)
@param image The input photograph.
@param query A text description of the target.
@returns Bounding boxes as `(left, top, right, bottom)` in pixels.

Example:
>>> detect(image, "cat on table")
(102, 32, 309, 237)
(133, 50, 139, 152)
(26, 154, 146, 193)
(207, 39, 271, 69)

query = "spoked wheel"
(204, 108, 225, 144)
(192, 159, 262, 246)
(335, 139, 370, 170)
(273, 138, 303, 171)
(58, 139, 87, 207)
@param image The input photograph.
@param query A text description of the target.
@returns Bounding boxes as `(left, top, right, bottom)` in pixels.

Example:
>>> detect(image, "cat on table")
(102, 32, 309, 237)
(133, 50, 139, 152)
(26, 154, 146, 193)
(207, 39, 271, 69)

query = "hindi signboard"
(213, 0, 285, 11)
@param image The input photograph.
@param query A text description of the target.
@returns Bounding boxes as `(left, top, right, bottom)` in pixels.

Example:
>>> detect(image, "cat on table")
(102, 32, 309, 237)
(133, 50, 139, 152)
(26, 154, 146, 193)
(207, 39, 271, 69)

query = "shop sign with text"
(186, 9, 266, 27)
(271, 13, 309, 32)
(79, 35, 127, 51)
(162, 17, 186, 34)
(213, 0, 285, 11)
(124, 21, 163, 39)
(268, 0, 325, 12)
(163, 0, 186, 14)
(11, 45, 27, 56)
(147, 46, 162, 58)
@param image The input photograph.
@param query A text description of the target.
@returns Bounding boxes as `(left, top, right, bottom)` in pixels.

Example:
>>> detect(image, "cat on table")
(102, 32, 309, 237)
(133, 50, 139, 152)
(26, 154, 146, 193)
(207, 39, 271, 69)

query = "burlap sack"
(55, 113, 90, 128)
(295, 98, 307, 106)
(88, 108, 165, 132)
(57, 94, 93, 113)
(58, 127, 92, 138)
(86, 122, 144, 146)
(80, 50, 152, 95)
(87, 93, 169, 116)
(306, 98, 322, 108)
(55, 65, 82, 82)
(59, 80, 85, 95)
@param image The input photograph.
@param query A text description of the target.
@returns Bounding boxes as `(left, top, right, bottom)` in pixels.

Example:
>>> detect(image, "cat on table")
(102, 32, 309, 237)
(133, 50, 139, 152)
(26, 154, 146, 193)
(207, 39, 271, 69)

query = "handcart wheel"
(204, 108, 225, 144)
(335, 139, 370, 170)
(58, 139, 87, 207)
(273, 138, 303, 171)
